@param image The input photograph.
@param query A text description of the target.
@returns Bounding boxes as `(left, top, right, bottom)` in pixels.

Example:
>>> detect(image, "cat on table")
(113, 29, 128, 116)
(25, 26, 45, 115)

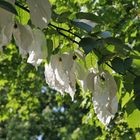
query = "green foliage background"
(0, 0, 140, 139)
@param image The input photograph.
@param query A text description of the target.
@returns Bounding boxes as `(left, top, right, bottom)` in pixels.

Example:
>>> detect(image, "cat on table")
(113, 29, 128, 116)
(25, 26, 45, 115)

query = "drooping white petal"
(45, 61, 67, 96)
(26, 0, 51, 29)
(27, 29, 48, 66)
(13, 23, 34, 58)
(44, 52, 76, 100)
(52, 53, 74, 86)
(92, 70, 118, 125)
(0, 0, 15, 48)
(45, 63, 56, 88)
(53, 53, 76, 100)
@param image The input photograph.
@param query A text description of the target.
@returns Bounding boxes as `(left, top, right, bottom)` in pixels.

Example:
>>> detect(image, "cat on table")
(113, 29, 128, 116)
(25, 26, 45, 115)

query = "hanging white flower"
(92, 70, 118, 125)
(27, 29, 48, 66)
(13, 24, 47, 66)
(13, 23, 34, 58)
(44, 52, 76, 101)
(26, 0, 51, 29)
(0, 0, 15, 49)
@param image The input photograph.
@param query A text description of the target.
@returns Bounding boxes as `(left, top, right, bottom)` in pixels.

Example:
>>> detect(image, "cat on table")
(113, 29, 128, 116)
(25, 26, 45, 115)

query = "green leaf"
(76, 12, 102, 24)
(105, 37, 123, 46)
(126, 108, 140, 128)
(71, 20, 93, 32)
(98, 53, 115, 65)
(111, 57, 125, 73)
(79, 37, 97, 54)
(124, 58, 132, 70)
(16, 4, 30, 24)
(134, 95, 140, 110)
(104, 37, 129, 54)
(99, 31, 112, 38)
(57, 11, 71, 23)
(47, 39, 53, 62)
(134, 76, 140, 95)
(123, 73, 135, 93)
(0, 0, 18, 15)
(111, 57, 132, 73)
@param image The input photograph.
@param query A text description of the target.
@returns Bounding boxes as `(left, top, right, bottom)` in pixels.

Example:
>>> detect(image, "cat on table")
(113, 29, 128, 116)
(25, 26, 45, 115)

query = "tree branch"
(56, 29, 79, 45)
(15, 2, 29, 13)
(14, 1, 139, 77)
(15, 2, 81, 40)
(49, 23, 81, 39)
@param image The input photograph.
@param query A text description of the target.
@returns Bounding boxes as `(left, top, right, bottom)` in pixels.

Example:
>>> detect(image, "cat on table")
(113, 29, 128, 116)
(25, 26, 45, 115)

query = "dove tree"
(0, 0, 140, 139)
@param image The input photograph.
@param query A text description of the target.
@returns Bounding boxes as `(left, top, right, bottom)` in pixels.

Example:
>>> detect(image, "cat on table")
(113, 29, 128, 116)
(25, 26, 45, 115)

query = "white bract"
(44, 52, 76, 101)
(0, 0, 15, 49)
(26, 0, 51, 29)
(13, 23, 34, 58)
(27, 29, 48, 67)
(79, 69, 118, 125)
(92, 70, 118, 125)
(13, 24, 48, 66)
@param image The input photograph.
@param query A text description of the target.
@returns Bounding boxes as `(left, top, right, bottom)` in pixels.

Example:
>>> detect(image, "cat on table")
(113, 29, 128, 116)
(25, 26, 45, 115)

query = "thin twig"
(15, 2, 29, 13)
(49, 23, 81, 39)
(57, 29, 79, 45)
(95, 49, 138, 77)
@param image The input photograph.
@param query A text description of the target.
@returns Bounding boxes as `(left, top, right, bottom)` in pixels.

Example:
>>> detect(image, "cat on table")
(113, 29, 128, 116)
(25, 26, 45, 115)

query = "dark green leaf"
(105, 37, 123, 46)
(98, 53, 116, 65)
(76, 12, 102, 24)
(134, 76, 140, 95)
(134, 45, 140, 52)
(100, 31, 112, 38)
(57, 11, 71, 23)
(79, 37, 97, 54)
(105, 37, 128, 54)
(47, 39, 53, 62)
(134, 95, 140, 110)
(71, 20, 93, 32)
(124, 58, 132, 70)
(0, 0, 18, 15)
(111, 57, 125, 73)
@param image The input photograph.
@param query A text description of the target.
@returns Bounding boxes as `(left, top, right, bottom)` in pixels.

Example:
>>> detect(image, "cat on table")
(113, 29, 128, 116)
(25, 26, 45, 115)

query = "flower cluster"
(0, 0, 51, 67)
(44, 53, 118, 125)
(0, 0, 118, 125)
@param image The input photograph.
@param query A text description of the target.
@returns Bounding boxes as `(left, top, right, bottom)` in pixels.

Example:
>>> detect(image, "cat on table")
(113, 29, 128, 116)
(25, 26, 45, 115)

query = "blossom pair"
(44, 52, 118, 125)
